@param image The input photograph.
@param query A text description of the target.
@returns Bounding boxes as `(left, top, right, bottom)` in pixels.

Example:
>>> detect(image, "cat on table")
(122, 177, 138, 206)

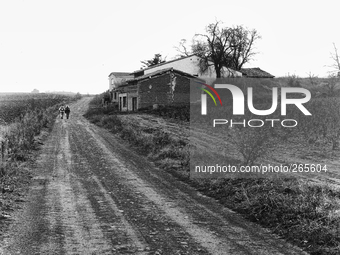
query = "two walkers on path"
(59, 105, 71, 119)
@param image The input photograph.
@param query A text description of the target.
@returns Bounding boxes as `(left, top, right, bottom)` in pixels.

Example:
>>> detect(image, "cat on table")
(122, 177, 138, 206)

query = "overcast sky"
(0, 0, 339, 94)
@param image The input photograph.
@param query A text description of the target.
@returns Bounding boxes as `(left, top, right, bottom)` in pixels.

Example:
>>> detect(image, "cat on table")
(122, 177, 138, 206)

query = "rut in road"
(0, 98, 307, 255)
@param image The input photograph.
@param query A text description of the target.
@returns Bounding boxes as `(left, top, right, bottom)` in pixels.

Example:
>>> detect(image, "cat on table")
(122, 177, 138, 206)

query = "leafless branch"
(174, 39, 191, 57)
(329, 43, 340, 76)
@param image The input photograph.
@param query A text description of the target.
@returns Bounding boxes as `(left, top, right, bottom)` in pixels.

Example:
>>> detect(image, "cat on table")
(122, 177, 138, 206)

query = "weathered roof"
(130, 54, 197, 74)
(108, 72, 132, 77)
(129, 67, 203, 82)
(116, 68, 204, 88)
(240, 68, 275, 78)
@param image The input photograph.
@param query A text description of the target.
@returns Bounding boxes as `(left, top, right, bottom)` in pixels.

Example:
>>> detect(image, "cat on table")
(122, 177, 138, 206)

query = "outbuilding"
(117, 68, 204, 111)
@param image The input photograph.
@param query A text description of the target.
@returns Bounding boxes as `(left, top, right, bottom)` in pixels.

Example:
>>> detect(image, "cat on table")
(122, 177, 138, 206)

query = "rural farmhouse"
(108, 55, 274, 111)
(131, 54, 242, 79)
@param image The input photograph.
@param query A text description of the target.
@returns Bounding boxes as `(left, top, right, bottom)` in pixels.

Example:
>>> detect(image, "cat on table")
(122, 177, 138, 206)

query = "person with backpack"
(59, 105, 65, 119)
(65, 105, 71, 119)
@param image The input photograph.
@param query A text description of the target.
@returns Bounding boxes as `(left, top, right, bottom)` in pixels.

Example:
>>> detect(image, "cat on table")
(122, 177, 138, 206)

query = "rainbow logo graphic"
(197, 82, 222, 106)
(196, 82, 222, 115)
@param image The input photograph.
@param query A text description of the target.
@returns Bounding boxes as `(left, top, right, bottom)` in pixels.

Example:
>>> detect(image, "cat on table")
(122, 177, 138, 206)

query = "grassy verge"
(84, 98, 188, 170)
(196, 178, 340, 254)
(84, 96, 340, 255)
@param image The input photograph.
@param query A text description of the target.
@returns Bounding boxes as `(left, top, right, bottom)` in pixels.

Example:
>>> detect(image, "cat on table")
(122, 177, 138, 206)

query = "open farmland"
(0, 93, 74, 124)
(0, 92, 79, 164)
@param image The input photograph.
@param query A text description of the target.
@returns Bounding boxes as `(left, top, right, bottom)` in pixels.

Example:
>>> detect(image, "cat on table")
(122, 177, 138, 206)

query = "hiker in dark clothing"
(65, 105, 71, 119)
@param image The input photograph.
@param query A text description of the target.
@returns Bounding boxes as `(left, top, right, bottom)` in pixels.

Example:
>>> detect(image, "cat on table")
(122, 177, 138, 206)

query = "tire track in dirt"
(83, 123, 239, 254)
(69, 119, 209, 254)
(40, 123, 113, 254)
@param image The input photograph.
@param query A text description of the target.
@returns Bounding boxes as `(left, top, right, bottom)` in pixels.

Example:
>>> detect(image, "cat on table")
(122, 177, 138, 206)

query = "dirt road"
(0, 98, 306, 254)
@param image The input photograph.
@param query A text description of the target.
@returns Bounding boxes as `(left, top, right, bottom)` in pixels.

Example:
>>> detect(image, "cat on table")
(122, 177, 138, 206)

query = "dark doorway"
(132, 97, 137, 111)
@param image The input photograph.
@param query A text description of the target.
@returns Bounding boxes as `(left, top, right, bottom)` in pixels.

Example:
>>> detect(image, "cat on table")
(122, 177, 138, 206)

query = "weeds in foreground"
(199, 178, 340, 254)
(0, 106, 58, 176)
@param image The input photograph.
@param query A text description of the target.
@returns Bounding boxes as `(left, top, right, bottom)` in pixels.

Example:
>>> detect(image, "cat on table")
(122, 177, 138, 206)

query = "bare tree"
(330, 43, 340, 76)
(225, 25, 260, 71)
(191, 21, 260, 78)
(192, 21, 231, 78)
(321, 43, 340, 95)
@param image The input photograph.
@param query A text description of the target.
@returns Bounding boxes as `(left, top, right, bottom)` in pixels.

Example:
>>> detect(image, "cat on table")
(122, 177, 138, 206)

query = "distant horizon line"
(0, 91, 95, 95)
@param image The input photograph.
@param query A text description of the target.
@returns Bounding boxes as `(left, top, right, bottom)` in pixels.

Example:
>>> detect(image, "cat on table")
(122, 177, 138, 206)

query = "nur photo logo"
(196, 82, 312, 128)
